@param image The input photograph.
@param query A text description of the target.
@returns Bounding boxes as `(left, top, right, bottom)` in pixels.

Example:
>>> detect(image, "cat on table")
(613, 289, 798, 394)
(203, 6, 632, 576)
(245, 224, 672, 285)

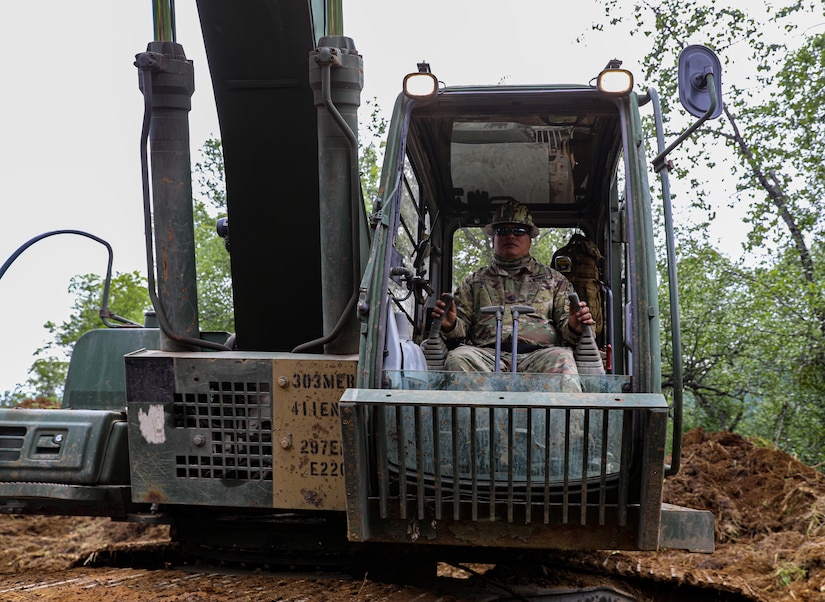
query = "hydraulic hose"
(0, 230, 141, 328)
(137, 59, 229, 352)
(292, 52, 362, 353)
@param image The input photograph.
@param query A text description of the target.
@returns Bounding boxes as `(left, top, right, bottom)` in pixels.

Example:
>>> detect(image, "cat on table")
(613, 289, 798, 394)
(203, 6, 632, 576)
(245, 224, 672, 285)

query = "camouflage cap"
(483, 200, 539, 238)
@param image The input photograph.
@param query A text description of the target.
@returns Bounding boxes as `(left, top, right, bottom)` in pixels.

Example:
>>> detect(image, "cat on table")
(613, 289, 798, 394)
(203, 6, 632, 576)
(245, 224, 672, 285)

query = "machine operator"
(431, 201, 595, 387)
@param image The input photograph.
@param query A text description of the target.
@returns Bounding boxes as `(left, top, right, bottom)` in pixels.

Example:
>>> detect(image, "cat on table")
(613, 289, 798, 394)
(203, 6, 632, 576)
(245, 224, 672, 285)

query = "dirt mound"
(13, 398, 60, 409)
(651, 428, 825, 600)
(0, 515, 169, 574)
(665, 428, 825, 543)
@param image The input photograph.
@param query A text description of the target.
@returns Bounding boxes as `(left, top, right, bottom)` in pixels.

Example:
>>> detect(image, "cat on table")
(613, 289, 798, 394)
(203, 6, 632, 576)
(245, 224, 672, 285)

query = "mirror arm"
(651, 73, 718, 173)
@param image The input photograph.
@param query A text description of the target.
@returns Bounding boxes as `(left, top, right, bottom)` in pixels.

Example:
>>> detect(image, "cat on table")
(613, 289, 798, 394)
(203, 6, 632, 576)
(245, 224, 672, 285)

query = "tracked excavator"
(0, 1, 723, 597)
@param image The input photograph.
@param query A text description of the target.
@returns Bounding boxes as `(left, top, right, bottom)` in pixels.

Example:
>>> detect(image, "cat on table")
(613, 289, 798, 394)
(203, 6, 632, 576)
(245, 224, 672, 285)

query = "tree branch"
(722, 104, 825, 336)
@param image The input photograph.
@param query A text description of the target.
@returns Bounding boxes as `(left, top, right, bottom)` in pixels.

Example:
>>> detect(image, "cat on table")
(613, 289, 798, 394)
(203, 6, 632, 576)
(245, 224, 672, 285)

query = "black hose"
(0, 230, 141, 328)
(137, 63, 229, 351)
(291, 56, 362, 354)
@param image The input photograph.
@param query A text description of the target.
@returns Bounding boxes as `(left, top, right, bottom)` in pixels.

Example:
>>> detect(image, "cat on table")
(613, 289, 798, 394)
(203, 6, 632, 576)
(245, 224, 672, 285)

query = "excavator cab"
(340, 74, 715, 553)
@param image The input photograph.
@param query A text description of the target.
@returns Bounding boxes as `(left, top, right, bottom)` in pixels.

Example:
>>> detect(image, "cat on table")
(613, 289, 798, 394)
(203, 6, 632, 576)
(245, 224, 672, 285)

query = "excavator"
(0, 0, 723, 595)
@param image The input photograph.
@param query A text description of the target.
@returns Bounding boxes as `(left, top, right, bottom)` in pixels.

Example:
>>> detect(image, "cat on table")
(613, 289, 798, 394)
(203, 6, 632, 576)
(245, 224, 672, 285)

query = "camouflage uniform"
(443, 255, 582, 387)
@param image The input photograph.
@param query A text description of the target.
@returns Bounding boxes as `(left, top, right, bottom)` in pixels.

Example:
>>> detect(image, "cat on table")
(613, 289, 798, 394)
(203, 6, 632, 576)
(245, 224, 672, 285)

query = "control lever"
(428, 293, 454, 338)
(510, 305, 535, 374)
(481, 305, 505, 373)
(421, 293, 454, 371)
(568, 292, 605, 375)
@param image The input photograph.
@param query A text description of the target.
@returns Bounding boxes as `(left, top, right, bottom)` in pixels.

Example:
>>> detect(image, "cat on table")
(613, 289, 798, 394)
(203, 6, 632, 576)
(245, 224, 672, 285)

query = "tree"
(193, 137, 234, 332)
(359, 98, 388, 206)
(659, 233, 767, 432)
(595, 0, 825, 461)
(4, 138, 237, 405)
(0, 270, 149, 406)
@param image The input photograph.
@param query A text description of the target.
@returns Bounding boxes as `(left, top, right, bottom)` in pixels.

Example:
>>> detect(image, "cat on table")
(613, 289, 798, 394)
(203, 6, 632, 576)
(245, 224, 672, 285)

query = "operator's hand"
(568, 301, 595, 334)
(431, 292, 457, 332)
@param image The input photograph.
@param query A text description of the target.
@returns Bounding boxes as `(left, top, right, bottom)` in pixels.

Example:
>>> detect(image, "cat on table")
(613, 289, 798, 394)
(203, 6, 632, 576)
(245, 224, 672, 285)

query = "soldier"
(432, 200, 595, 383)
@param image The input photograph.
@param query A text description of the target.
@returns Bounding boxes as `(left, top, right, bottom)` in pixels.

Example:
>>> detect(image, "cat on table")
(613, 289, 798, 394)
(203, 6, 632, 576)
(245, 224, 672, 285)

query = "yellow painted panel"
(271, 357, 357, 510)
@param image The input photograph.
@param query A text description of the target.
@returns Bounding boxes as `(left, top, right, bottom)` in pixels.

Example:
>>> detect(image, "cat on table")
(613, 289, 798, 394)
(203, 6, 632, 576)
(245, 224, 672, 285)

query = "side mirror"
(678, 45, 723, 119)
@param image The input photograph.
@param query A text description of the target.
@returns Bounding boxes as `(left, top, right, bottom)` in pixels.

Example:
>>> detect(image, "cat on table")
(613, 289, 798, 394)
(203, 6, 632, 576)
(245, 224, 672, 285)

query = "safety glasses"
(493, 226, 530, 237)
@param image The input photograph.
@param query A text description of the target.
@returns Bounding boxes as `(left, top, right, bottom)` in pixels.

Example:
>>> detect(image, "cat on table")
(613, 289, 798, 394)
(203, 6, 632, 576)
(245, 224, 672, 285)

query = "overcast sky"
(0, 1, 697, 393)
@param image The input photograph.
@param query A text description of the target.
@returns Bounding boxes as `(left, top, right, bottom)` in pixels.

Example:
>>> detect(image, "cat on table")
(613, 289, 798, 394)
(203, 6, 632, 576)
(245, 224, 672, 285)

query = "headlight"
(597, 68, 634, 96)
(404, 63, 438, 98)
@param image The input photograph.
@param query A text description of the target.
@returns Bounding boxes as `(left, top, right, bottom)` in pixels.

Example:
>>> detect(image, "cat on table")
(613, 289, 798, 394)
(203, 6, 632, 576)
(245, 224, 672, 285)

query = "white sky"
(0, 1, 739, 393)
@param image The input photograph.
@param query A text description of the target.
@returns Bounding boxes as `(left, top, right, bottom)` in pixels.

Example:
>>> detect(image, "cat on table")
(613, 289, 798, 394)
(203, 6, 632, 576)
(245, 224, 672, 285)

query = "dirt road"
(1, 429, 824, 601)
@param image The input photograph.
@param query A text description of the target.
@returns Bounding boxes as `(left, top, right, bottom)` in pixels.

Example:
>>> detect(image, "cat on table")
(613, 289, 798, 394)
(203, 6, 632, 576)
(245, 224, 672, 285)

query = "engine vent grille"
(173, 380, 273, 481)
(0, 426, 26, 461)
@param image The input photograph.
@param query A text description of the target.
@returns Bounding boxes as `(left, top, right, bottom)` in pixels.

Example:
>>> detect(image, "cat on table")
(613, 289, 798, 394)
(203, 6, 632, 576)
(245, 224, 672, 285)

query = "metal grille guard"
(340, 388, 670, 551)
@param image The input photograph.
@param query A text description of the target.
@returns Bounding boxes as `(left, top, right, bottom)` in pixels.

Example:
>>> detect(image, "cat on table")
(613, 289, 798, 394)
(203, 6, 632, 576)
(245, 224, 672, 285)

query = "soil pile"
(615, 428, 825, 601)
(666, 428, 825, 544)
(0, 516, 169, 574)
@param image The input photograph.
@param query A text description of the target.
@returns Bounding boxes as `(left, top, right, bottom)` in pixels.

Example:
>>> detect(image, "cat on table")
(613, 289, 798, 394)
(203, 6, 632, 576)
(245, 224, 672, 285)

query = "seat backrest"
(384, 308, 427, 371)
